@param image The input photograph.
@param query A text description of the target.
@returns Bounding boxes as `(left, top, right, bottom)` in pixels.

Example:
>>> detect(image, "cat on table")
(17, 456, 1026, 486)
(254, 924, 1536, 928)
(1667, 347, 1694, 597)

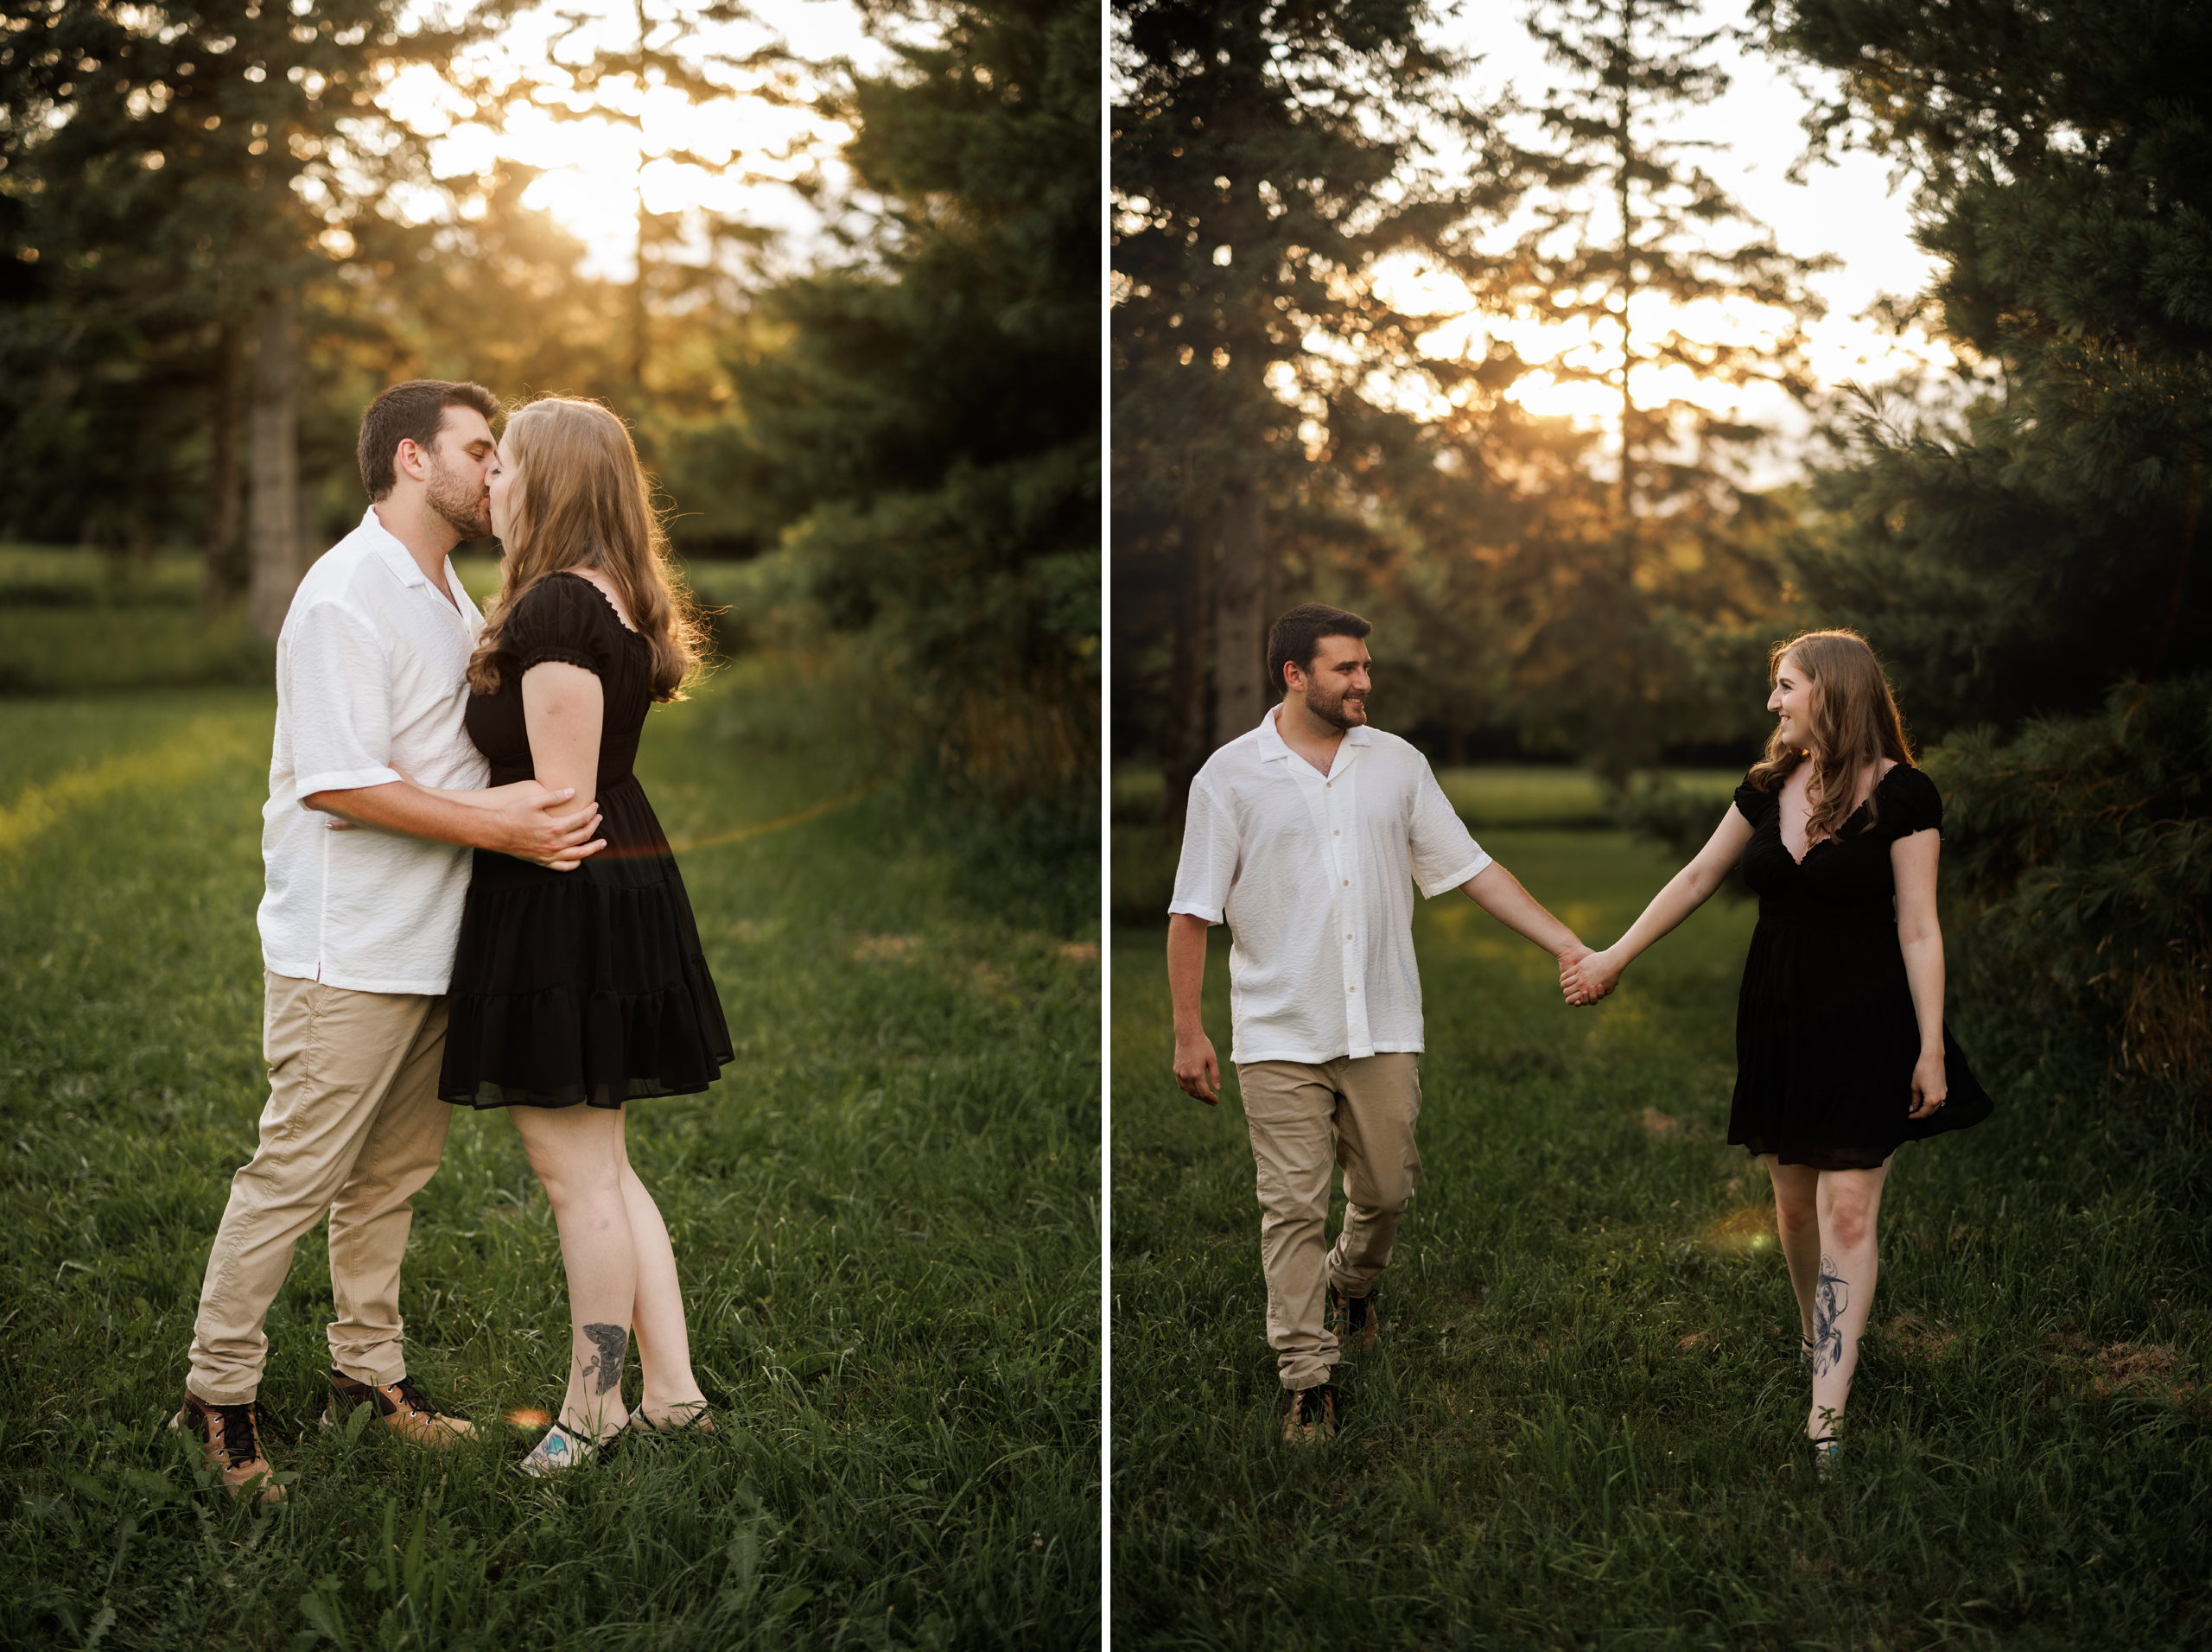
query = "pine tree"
(1504, 0, 1829, 519)
(1373, 0, 1829, 782)
(1765, 0, 2212, 734)
(1111, 0, 1523, 829)
(0, 0, 480, 632)
(714, 0, 1098, 923)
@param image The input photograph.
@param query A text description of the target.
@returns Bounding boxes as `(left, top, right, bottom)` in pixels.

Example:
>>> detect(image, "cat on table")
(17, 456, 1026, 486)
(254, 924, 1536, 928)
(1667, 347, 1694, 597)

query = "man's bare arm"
(1462, 861, 1586, 960)
(1167, 912, 1221, 1105)
(305, 780, 605, 871)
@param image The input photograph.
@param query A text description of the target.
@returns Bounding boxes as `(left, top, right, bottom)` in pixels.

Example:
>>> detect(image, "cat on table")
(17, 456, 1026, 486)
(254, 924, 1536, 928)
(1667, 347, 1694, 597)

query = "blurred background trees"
(1, 0, 1097, 927)
(1113, 0, 2209, 1108)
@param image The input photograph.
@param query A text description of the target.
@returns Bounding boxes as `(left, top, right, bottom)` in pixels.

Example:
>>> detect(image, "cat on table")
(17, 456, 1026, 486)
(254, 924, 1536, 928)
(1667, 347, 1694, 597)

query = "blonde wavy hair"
(1745, 628, 1915, 842)
(466, 397, 708, 702)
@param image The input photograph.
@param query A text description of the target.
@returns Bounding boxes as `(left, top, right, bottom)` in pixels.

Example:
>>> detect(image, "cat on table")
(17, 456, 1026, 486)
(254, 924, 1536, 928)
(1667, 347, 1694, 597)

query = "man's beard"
(425, 456, 490, 539)
(1305, 682, 1366, 731)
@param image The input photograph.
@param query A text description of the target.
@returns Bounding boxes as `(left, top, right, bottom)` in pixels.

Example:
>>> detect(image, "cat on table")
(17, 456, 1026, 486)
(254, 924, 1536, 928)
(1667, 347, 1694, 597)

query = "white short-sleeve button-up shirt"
(257, 505, 491, 994)
(1170, 705, 1491, 1064)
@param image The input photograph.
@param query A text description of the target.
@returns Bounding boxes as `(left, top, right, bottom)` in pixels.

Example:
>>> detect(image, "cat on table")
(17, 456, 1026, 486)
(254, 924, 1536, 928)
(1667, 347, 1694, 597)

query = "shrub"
(1929, 676, 2212, 1122)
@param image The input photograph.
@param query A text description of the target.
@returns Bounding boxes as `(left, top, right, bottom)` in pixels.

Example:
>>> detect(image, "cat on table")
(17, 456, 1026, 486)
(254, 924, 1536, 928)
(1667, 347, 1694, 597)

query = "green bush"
(1929, 676, 2212, 1121)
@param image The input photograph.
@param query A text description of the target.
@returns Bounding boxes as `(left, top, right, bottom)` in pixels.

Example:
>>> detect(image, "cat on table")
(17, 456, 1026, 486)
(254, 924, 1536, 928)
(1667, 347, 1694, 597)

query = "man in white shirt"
(1169, 603, 1591, 1443)
(175, 381, 607, 1501)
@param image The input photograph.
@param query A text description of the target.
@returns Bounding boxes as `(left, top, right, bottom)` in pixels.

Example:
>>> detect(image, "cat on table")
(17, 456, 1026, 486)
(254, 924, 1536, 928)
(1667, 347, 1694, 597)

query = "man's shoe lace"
(388, 1376, 444, 1420)
(213, 1401, 263, 1470)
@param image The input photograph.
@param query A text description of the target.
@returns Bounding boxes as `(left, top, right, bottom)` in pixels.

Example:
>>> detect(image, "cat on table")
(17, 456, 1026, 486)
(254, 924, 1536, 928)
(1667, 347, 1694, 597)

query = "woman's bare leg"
(1808, 1162, 1889, 1440)
(510, 1103, 636, 1443)
(616, 1111, 708, 1423)
(1768, 1158, 1823, 1350)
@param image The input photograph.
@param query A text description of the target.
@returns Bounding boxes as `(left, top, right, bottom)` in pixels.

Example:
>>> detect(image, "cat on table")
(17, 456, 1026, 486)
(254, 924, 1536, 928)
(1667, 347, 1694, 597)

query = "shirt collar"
(1255, 703, 1374, 765)
(361, 504, 431, 590)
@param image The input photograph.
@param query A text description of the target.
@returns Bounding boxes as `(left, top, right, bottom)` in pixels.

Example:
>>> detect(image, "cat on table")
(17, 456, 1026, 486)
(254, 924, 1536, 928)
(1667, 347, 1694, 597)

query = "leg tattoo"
(1811, 1255, 1848, 1376)
(581, 1322, 628, 1395)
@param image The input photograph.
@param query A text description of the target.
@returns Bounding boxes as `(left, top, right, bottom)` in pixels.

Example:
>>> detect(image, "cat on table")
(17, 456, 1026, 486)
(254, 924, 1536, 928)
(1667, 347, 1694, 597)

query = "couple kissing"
(175, 381, 734, 1500)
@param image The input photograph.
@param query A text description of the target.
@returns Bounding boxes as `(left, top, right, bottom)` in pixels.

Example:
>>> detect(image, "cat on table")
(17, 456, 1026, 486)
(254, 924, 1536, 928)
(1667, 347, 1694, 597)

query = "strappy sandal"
(1800, 1334, 1815, 1370)
(1810, 1434, 1841, 1477)
(515, 1421, 603, 1477)
(625, 1401, 717, 1437)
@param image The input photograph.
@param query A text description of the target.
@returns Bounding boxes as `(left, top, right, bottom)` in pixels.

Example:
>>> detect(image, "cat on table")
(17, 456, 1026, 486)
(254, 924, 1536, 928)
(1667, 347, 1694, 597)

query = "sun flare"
(373, 2, 863, 276)
(1368, 259, 1961, 435)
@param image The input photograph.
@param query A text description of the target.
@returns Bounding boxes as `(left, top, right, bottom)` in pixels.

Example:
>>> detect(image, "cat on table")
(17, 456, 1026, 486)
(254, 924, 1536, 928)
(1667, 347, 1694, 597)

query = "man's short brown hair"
(1267, 602, 1373, 692)
(357, 380, 500, 500)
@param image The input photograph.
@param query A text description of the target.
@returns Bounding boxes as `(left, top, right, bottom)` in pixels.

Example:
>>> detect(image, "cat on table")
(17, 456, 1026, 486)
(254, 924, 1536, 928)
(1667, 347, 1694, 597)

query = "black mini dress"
(1727, 763, 1993, 1169)
(439, 573, 734, 1109)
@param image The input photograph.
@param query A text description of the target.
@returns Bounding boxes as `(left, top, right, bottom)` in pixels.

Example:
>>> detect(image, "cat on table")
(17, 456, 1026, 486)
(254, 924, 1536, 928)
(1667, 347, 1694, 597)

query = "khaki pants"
(1238, 1053, 1422, 1391)
(186, 972, 453, 1405)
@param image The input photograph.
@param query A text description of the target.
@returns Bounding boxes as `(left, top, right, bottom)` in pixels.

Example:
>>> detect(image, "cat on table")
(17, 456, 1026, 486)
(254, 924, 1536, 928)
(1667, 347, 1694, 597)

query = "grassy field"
(0, 660, 1100, 1649)
(1110, 830, 2211, 1649)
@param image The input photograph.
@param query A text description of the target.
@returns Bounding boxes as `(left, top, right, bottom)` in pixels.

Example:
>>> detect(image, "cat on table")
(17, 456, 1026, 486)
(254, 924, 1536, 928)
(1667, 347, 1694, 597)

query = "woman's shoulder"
(499, 572, 620, 664)
(1876, 761, 1942, 831)
(1732, 768, 1779, 823)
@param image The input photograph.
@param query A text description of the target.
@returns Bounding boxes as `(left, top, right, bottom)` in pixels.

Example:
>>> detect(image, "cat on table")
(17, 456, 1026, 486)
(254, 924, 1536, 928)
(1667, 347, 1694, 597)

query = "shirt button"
(1343, 880, 1350, 886)
(1348, 986, 1356, 994)
(1333, 829, 1340, 836)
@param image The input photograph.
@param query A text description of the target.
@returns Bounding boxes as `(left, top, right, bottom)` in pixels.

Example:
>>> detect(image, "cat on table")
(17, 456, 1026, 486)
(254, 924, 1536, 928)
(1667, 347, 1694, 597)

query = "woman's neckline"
(553, 569, 645, 638)
(1777, 759, 1901, 866)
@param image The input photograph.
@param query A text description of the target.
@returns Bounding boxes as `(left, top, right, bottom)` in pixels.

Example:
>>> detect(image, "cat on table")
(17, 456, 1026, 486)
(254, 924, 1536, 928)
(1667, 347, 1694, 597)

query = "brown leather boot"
(322, 1369, 478, 1446)
(1281, 1382, 1338, 1445)
(171, 1392, 285, 1503)
(1330, 1284, 1382, 1356)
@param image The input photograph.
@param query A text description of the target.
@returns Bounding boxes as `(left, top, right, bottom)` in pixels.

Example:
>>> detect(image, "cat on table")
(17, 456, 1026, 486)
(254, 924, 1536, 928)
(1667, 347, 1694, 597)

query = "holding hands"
(1560, 946, 1621, 1007)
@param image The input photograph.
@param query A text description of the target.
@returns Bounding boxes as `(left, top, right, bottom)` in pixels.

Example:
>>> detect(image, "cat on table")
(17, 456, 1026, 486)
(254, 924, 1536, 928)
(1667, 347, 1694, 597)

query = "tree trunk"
(1211, 480, 1269, 742)
(629, 214, 650, 391)
(202, 319, 245, 610)
(1159, 501, 1214, 847)
(1616, 0, 1638, 524)
(248, 296, 304, 643)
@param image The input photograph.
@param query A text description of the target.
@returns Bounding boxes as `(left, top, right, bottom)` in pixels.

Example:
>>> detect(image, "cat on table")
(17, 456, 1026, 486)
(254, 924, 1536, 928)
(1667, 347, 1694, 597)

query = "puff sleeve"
(502, 575, 608, 678)
(1881, 765, 1942, 840)
(1732, 774, 1777, 830)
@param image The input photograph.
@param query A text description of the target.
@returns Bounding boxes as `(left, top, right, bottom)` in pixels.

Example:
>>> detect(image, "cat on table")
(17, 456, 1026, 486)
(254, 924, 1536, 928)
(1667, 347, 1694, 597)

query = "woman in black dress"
(411, 396, 734, 1473)
(1561, 630, 1991, 1469)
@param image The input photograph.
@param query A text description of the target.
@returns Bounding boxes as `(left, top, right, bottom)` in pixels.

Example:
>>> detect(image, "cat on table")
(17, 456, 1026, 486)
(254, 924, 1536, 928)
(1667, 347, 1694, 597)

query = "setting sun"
(374, 0, 870, 275)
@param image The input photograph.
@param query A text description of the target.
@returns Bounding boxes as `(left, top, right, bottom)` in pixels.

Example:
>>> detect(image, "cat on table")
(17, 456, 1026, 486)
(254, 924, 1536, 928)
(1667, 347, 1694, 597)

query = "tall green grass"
(0, 662, 1100, 1649)
(1112, 830, 2210, 1648)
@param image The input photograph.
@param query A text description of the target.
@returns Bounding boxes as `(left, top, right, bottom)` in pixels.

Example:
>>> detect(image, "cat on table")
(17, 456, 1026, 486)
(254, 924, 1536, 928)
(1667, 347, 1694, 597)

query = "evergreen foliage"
(1503, 0, 1829, 516)
(721, 0, 1099, 927)
(1110, 1, 1817, 797)
(0, 0, 480, 569)
(1765, 0, 2212, 734)
(1111, 0, 1531, 816)
(1928, 677, 2212, 1115)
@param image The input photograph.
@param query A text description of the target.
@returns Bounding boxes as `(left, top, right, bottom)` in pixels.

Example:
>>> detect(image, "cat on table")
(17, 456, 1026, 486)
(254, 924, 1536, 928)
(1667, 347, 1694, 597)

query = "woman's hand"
(1908, 1046, 1948, 1119)
(1561, 948, 1622, 1007)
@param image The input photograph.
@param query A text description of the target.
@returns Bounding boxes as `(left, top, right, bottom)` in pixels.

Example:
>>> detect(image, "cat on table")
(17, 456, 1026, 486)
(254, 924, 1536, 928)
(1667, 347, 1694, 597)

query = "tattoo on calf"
(580, 1322, 628, 1395)
(1812, 1256, 1849, 1376)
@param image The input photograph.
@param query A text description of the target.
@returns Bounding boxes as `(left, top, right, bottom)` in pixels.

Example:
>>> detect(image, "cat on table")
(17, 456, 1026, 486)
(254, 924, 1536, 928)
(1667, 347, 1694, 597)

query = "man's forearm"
(1166, 913, 1211, 1035)
(1464, 862, 1580, 956)
(306, 780, 512, 852)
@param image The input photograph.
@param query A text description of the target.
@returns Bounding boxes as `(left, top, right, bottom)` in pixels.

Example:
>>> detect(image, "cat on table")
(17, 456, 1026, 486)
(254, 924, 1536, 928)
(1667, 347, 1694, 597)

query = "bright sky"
(1401, 0, 1967, 477)
(378, 0, 893, 281)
